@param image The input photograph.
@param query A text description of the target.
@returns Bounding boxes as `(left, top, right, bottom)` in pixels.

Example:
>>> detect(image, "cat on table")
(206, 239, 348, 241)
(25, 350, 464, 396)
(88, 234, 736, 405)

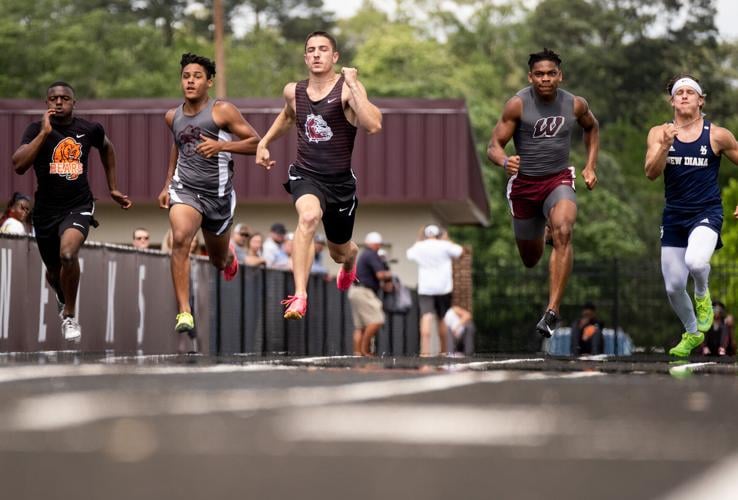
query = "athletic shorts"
(347, 285, 385, 329)
(33, 203, 95, 271)
(418, 293, 452, 318)
(169, 184, 236, 236)
(283, 165, 358, 245)
(506, 167, 577, 240)
(661, 204, 723, 249)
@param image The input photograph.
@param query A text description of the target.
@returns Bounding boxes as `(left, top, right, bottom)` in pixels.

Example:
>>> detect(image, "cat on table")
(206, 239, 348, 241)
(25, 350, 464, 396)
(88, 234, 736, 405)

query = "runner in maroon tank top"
(256, 31, 382, 320)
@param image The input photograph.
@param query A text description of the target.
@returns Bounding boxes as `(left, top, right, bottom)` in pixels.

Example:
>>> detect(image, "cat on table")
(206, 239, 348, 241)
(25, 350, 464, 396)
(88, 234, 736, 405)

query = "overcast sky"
(324, 0, 738, 41)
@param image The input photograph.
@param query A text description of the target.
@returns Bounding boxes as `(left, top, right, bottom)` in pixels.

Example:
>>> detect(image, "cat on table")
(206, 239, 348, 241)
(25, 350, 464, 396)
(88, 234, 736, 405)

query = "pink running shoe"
(336, 264, 357, 292)
(282, 294, 307, 320)
(223, 243, 239, 281)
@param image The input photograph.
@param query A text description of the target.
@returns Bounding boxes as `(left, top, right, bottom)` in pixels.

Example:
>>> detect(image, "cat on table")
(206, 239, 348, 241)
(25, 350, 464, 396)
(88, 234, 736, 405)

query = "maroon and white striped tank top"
(294, 75, 357, 179)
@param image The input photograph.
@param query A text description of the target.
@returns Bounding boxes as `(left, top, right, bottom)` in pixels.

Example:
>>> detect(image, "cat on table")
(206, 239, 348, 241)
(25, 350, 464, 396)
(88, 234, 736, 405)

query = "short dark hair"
(582, 301, 596, 311)
(666, 74, 701, 96)
(7, 192, 30, 209)
(305, 31, 337, 52)
(180, 53, 216, 79)
(47, 81, 75, 95)
(528, 48, 562, 69)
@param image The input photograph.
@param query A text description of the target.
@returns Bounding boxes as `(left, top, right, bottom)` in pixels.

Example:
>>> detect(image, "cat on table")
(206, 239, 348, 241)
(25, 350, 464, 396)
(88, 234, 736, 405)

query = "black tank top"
(294, 76, 357, 180)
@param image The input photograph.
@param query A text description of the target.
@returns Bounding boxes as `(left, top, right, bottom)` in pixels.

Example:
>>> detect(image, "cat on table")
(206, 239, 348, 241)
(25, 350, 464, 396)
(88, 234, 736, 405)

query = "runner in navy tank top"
(158, 53, 260, 344)
(645, 74, 738, 358)
(256, 31, 382, 320)
(487, 48, 600, 340)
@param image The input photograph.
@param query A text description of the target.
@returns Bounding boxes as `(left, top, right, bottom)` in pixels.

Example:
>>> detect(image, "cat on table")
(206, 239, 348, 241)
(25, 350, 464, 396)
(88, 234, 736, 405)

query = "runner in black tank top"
(645, 74, 738, 358)
(256, 31, 382, 321)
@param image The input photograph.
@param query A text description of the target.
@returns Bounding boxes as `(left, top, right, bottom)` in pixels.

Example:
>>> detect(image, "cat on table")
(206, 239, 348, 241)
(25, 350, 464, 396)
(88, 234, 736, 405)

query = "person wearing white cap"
(645, 74, 738, 358)
(406, 224, 463, 355)
(487, 48, 600, 340)
(347, 231, 392, 355)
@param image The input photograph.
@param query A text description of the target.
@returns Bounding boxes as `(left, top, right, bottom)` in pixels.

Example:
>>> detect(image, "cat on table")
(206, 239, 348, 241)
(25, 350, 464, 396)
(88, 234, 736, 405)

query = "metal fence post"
(613, 258, 619, 356)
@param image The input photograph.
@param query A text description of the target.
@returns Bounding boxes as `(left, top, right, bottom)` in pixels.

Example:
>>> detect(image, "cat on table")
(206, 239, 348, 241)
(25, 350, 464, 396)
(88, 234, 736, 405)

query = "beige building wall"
(91, 202, 444, 287)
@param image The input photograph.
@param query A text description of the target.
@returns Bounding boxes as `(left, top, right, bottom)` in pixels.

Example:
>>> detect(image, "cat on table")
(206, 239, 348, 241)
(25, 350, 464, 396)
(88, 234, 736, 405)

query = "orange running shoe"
(336, 264, 357, 292)
(223, 242, 239, 281)
(282, 294, 307, 320)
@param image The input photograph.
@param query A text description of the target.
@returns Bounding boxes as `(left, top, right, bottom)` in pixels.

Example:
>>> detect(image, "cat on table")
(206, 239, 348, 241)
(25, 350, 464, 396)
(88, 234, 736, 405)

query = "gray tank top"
(512, 86, 576, 176)
(171, 98, 233, 197)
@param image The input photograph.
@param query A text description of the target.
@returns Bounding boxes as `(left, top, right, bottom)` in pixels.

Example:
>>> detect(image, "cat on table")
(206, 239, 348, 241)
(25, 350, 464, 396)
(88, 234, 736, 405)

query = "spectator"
(406, 224, 464, 355)
(263, 222, 290, 269)
(0, 192, 32, 235)
(570, 302, 605, 355)
(132, 227, 151, 249)
(348, 231, 392, 356)
(283, 232, 295, 270)
(311, 233, 330, 278)
(162, 228, 200, 255)
(702, 301, 736, 356)
(244, 232, 266, 267)
(230, 222, 251, 263)
(443, 305, 475, 356)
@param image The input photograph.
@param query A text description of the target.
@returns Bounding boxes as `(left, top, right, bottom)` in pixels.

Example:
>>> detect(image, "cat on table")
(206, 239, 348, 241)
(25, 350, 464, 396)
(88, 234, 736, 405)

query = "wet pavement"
(0, 353, 736, 499)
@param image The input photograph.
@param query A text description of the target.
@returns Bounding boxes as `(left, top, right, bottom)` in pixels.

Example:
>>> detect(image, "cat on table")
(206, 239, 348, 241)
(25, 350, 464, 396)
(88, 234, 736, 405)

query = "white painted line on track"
(291, 355, 362, 363)
(0, 363, 297, 384)
(668, 362, 716, 375)
(449, 358, 545, 370)
(5, 370, 602, 432)
(659, 451, 738, 500)
(577, 354, 611, 361)
(277, 404, 556, 447)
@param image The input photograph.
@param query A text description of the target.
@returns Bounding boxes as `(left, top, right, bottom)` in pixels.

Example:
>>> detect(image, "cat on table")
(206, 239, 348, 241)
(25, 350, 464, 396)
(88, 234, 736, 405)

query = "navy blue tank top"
(294, 76, 357, 180)
(664, 120, 721, 211)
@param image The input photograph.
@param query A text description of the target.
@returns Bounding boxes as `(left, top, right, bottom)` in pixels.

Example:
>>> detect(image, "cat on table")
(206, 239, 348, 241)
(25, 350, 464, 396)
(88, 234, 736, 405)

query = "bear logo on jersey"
(178, 125, 203, 156)
(49, 137, 83, 180)
(532, 116, 565, 138)
(305, 114, 333, 143)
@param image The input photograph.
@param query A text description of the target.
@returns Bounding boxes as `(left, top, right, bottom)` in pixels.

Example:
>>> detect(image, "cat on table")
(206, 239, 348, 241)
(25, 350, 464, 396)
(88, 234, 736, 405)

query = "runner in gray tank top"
(158, 53, 260, 346)
(487, 48, 600, 340)
(256, 31, 382, 321)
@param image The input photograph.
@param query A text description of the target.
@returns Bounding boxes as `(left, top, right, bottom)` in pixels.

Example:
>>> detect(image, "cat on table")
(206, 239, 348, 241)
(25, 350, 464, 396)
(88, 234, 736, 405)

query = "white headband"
(671, 78, 703, 97)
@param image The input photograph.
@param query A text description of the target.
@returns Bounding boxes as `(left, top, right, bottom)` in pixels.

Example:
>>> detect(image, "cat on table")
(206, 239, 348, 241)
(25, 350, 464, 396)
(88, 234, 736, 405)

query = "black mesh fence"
(212, 268, 418, 356)
(473, 257, 738, 353)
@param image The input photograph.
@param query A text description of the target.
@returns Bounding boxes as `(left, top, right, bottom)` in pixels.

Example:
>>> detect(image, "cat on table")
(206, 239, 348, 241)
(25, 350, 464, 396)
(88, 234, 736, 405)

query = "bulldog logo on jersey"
(305, 114, 333, 143)
(49, 137, 84, 180)
(532, 116, 565, 138)
(178, 125, 203, 156)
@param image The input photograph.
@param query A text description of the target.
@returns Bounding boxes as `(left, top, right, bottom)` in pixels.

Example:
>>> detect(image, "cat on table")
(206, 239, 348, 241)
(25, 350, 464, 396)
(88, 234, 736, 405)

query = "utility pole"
(214, 0, 226, 98)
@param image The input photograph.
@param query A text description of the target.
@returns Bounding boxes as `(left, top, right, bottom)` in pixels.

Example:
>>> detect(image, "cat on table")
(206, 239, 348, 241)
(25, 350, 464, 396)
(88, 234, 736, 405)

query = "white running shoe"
(61, 316, 81, 342)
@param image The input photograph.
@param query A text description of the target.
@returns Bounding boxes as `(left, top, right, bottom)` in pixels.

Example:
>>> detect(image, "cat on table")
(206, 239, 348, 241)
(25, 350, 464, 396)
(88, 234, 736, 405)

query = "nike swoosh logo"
(76, 134, 85, 138)
(73, 223, 84, 228)
(338, 207, 349, 212)
(327, 98, 337, 103)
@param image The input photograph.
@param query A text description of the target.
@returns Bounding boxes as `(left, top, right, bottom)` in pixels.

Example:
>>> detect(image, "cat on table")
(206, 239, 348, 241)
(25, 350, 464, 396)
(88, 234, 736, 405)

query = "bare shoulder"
(502, 95, 523, 119)
(283, 82, 297, 100)
(573, 95, 591, 117)
(164, 107, 177, 127)
(711, 123, 738, 149)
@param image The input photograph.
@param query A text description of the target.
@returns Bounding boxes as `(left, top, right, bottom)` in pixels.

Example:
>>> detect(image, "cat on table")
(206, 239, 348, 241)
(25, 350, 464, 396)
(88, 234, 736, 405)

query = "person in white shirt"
(0, 192, 31, 235)
(262, 222, 290, 269)
(406, 224, 464, 355)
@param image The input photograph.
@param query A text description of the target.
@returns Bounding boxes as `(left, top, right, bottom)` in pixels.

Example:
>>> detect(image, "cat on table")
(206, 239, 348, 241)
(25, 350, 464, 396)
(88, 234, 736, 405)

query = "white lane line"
(659, 451, 738, 500)
(0, 363, 297, 384)
(292, 355, 362, 363)
(577, 354, 611, 361)
(668, 362, 716, 375)
(277, 404, 556, 446)
(5, 370, 602, 432)
(449, 358, 545, 370)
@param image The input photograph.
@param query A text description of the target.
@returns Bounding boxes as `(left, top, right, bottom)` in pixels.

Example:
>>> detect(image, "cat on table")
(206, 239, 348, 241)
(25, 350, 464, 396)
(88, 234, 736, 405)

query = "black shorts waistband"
(290, 164, 355, 185)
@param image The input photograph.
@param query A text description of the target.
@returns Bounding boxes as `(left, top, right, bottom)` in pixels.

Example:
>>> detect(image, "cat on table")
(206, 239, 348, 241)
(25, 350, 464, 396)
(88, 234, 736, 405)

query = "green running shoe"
(175, 311, 195, 333)
(695, 291, 714, 333)
(669, 331, 704, 358)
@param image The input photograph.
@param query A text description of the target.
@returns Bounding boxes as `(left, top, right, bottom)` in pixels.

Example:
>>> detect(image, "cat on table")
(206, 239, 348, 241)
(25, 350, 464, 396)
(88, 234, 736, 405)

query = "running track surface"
(0, 353, 736, 500)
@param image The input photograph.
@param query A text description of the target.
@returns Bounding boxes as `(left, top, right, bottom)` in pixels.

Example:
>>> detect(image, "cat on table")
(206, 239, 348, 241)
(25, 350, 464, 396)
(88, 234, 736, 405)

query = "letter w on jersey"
(532, 116, 565, 138)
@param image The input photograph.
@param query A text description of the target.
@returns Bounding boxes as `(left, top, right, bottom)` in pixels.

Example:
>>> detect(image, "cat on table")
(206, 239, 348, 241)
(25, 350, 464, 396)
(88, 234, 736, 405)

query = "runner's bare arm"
(575, 96, 599, 190)
(99, 136, 132, 209)
(342, 68, 382, 134)
(11, 109, 55, 174)
(645, 124, 677, 180)
(256, 83, 298, 170)
(487, 96, 522, 176)
(198, 101, 261, 157)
